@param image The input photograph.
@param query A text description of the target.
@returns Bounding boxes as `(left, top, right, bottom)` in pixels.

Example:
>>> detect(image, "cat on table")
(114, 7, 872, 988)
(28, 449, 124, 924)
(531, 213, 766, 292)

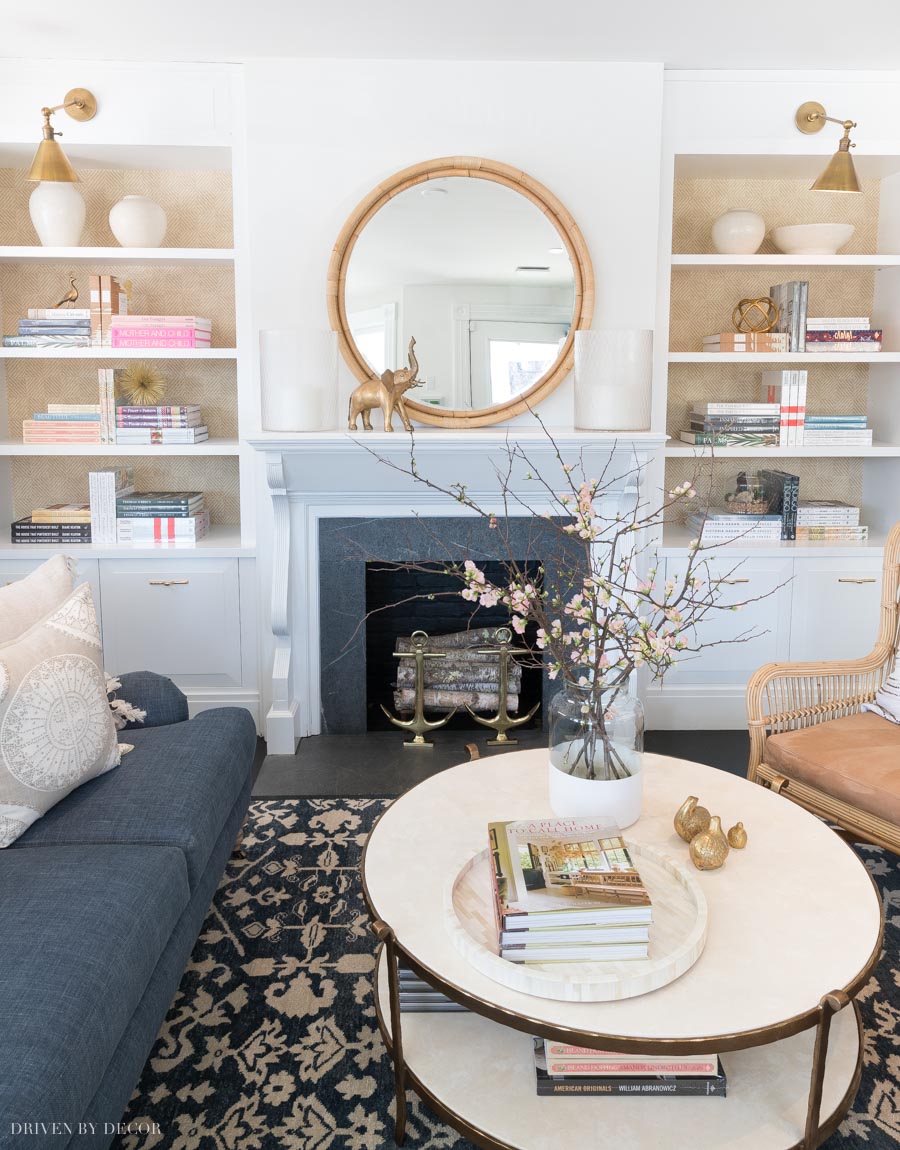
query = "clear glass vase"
(547, 681, 645, 825)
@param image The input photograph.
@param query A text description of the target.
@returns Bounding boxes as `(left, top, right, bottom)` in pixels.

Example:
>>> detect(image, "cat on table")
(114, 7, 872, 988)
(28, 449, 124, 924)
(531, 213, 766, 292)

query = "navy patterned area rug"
(115, 799, 899, 1149)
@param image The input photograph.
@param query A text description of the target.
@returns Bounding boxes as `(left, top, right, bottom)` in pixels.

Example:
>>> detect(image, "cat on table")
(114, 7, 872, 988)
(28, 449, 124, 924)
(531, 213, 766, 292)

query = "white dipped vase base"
(547, 757, 643, 826)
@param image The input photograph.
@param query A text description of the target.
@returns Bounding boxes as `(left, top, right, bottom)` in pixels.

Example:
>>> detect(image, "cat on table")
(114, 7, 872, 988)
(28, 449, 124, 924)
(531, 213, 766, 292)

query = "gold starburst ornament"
(117, 361, 165, 406)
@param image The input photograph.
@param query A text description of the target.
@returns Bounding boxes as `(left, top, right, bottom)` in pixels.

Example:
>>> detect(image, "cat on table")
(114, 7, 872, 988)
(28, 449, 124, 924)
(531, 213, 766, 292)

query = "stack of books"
(3, 308, 92, 349)
(533, 1039, 726, 1097)
(761, 370, 807, 445)
(806, 317, 882, 353)
(89, 466, 135, 545)
(770, 280, 808, 352)
(680, 403, 780, 447)
(758, 469, 800, 540)
(115, 405, 209, 445)
(11, 503, 92, 544)
(687, 510, 783, 544)
(797, 501, 868, 543)
(701, 332, 787, 354)
(398, 965, 466, 1014)
(115, 491, 210, 545)
(110, 316, 212, 349)
(22, 406, 103, 446)
(489, 816, 652, 965)
(803, 415, 873, 447)
(89, 275, 129, 346)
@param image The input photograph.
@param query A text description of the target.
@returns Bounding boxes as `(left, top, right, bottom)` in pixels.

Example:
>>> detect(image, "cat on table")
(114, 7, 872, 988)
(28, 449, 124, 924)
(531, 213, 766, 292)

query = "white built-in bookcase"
(652, 152, 900, 557)
(0, 142, 255, 559)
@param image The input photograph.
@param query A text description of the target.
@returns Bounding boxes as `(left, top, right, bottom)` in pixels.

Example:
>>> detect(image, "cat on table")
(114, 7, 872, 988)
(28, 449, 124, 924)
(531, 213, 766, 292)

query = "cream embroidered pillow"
(863, 656, 900, 725)
(0, 581, 119, 847)
(0, 554, 74, 644)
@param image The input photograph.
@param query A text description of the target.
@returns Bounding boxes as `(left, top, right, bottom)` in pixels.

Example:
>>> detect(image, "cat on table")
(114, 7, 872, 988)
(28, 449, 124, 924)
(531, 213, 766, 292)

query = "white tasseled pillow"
(0, 555, 74, 644)
(862, 655, 900, 725)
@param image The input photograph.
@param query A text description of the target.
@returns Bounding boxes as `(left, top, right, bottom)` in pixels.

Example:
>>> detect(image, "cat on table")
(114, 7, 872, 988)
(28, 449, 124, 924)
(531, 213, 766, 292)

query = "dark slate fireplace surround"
(318, 516, 580, 734)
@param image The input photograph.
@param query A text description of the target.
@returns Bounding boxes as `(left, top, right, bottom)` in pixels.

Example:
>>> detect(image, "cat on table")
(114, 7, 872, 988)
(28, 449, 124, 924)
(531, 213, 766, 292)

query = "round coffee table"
(362, 750, 884, 1150)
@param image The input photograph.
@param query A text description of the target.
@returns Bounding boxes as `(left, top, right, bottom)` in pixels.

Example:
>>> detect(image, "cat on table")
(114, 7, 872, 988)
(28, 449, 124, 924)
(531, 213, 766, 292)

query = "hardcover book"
(488, 817, 652, 933)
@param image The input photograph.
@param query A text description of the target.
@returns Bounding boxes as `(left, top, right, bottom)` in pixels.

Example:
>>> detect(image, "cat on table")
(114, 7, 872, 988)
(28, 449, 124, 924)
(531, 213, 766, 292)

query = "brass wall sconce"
(794, 101, 861, 193)
(25, 88, 98, 247)
(27, 88, 98, 183)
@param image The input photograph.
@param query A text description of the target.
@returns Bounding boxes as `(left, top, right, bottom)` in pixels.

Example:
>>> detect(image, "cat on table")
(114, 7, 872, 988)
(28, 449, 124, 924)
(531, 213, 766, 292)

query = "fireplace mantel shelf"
(248, 429, 668, 453)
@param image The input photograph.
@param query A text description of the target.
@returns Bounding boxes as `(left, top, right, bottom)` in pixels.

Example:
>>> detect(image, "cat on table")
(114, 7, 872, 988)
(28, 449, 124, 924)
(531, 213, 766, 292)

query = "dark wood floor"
(252, 728, 750, 799)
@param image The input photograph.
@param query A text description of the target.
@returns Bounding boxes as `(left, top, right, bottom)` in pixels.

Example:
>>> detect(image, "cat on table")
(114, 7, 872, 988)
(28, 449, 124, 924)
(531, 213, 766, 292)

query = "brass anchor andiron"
(382, 630, 457, 748)
(466, 626, 540, 745)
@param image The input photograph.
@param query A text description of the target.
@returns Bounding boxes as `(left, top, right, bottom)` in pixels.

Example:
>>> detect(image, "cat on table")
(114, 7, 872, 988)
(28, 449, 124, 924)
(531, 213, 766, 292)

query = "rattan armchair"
(747, 521, 900, 852)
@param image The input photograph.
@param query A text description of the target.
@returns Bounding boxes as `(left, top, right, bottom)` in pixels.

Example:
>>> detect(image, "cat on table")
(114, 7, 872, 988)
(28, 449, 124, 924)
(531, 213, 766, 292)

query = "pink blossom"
(511, 615, 526, 635)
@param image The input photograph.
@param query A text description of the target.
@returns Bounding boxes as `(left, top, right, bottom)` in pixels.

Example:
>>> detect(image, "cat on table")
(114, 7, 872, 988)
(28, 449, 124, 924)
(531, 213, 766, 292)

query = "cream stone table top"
(363, 750, 883, 1047)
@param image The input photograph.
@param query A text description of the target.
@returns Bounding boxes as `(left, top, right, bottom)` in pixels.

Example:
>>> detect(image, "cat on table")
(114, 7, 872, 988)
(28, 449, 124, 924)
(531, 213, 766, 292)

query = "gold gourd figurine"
(674, 796, 711, 843)
(689, 816, 730, 871)
(727, 821, 748, 849)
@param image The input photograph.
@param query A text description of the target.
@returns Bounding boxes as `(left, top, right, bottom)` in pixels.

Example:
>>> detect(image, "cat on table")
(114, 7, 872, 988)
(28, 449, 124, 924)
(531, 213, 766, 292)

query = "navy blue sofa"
(0, 673, 256, 1150)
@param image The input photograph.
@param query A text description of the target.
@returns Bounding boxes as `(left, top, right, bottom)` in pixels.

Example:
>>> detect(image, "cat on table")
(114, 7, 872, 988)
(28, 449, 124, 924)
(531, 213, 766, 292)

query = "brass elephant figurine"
(348, 336, 422, 432)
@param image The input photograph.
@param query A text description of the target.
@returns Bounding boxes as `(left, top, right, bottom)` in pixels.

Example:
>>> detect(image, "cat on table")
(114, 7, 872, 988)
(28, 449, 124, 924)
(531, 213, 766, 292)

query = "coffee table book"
(534, 1043, 728, 1097)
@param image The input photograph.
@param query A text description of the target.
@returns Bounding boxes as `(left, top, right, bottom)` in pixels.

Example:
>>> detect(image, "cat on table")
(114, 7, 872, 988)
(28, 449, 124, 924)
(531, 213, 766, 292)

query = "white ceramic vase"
(109, 195, 168, 247)
(29, 182, 86, 246)
(711, 209, 766, 255)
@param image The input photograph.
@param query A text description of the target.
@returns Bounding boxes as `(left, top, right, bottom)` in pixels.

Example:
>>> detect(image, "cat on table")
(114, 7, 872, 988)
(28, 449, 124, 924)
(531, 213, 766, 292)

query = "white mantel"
(249, 429, 667, 752)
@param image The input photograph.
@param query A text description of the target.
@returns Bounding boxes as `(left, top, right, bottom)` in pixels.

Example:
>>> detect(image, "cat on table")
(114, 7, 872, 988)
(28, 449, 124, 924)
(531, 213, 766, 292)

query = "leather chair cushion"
(765, 711, 900, 824)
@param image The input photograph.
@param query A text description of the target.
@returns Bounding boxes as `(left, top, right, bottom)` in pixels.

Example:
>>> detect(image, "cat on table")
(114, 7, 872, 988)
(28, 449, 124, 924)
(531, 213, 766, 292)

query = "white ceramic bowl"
(772, 223, 855, 256)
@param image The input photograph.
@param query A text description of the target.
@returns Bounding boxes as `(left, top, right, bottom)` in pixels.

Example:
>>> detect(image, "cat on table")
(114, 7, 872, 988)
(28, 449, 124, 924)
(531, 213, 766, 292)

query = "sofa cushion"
(766, 711, 900, 824)
(0, 844, 189, 1141)
(0, 582, 119, 847)
(114, 670, 190, 729)
(0, 554, 73, 644)
(11, 707, 256, 889)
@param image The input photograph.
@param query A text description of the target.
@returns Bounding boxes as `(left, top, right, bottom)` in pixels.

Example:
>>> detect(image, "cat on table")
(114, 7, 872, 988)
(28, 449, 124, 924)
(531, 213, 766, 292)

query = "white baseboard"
(644, 687, 749, 731)
(265, 702, 300, 754)
(185, 689, 262, 730)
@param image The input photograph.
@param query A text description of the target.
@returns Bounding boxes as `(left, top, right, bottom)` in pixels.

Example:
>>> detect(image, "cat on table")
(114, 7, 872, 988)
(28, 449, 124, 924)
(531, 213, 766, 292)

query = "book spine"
(12, 531, 92, 542)
(536, 1078, 726, 1097)
(546, 1061, 719, 1076)
(17, 325, 92, 335)
(99, 275, 112, 348)
(110, 337, 211, 348)
(117, 406, 202, 415)
(111, 316, 211, 327)
(114, 431, 208, 443)
(115, 417, 204, 426)
(28, 308, 92, 320)
(31, 412, 101, 421)
(3, 336, 92, 347)
(795, 371, 807, 446)
(805, 329, 882, 342)
(116, 507, 203, 518)
(109, 326, 206, 339)
(679, 433, 777, 446)
(89, 275, 103, 346)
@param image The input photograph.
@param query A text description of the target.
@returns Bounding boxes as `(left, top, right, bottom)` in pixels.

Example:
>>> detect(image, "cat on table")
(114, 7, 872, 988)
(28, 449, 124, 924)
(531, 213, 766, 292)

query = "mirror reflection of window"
(344, 177, 575, 412)
(348, 303, 397, 377)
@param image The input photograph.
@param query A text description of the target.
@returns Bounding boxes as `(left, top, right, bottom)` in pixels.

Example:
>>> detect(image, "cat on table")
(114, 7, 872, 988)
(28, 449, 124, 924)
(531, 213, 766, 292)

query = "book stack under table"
(533, 1038, 726, 1097)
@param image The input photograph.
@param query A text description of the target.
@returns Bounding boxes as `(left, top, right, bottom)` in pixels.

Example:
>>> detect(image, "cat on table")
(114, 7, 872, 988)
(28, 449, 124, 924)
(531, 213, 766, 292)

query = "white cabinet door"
(99, 557, 242, 689)
(790, 557, 884, 663)
(0, 557, 102, 641)
(659, 556, 794, 688)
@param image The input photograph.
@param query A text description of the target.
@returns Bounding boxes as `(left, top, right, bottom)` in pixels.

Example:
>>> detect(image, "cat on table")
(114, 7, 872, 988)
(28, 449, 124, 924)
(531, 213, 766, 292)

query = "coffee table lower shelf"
(375, 952, 862, 1150)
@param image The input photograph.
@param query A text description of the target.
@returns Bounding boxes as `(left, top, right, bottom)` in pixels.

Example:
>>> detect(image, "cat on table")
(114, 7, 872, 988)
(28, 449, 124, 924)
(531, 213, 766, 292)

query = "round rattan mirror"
(327, 157, 594, 429)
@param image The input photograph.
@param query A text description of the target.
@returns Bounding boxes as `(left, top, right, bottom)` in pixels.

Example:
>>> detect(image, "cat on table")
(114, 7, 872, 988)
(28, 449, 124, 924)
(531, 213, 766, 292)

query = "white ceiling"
(6, 0, 900, 67)
(347, 178, 573, 296)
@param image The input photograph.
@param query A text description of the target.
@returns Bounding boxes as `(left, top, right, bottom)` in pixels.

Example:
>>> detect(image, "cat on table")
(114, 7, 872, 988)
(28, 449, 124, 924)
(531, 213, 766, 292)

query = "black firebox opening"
(364, 560, 544, 732)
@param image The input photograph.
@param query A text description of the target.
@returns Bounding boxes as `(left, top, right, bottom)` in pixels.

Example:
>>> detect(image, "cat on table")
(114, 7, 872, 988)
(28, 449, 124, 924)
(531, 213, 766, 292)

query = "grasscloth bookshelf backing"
(667, 456, 864, 517)
(0, 168, 233, 249)
(671, 178, 879, 256)
(10, 456, 240, 525)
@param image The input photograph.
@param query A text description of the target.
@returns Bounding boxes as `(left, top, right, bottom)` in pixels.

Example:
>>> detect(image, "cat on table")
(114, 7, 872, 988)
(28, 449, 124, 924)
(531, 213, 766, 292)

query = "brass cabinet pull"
(720, 578, 750, 584)
(838, 577, 876, 584)
(148, 579, 190, 587)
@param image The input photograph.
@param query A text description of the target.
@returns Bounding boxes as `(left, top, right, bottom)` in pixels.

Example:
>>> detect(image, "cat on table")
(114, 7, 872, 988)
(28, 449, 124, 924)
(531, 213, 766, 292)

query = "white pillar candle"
(574, 329, 653, 432)
(259, 328, 338, 431)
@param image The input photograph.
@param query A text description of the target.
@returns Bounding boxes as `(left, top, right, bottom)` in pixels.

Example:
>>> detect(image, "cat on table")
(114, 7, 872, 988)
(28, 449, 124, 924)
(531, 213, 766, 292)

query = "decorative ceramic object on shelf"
(772, 223, 855, 255)
(108, 195, 168, 247)
(674, 796, 712, 843)
(711, 209, 766, 255)
(727, 822, 748, 849)
(259, 327, 339, 431)
(689, 816, 730, 871)
(573, 329, 653, 431)
(548, 681, 644, 826)
(29, 181, 86, 246)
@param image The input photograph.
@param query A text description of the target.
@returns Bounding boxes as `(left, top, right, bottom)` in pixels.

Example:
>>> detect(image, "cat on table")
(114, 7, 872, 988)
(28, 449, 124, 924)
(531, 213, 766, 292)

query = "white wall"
(243, 59, 665, 430)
